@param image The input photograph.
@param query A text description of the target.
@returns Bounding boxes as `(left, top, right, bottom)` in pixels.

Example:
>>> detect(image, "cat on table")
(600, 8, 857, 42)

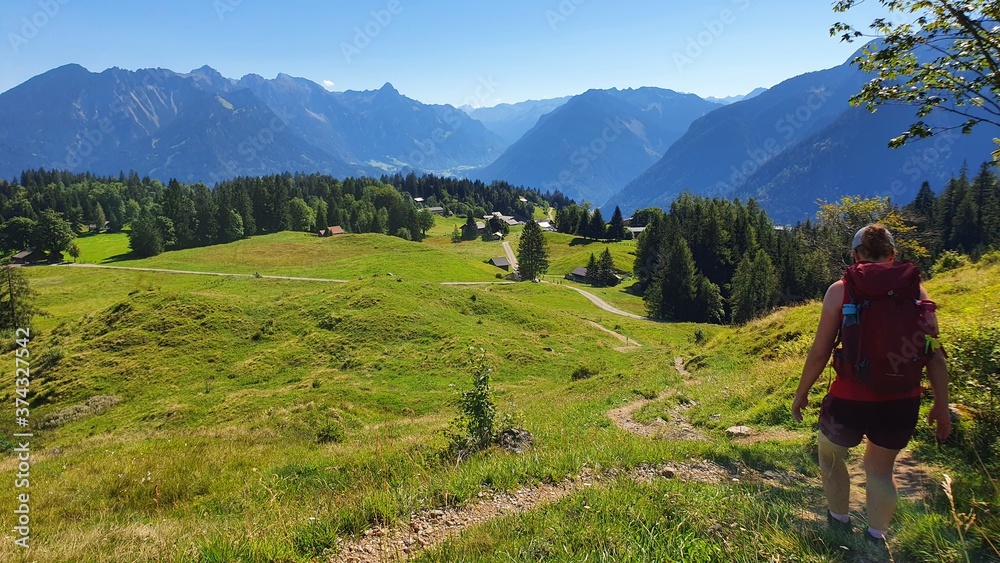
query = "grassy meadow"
(0, 225, 997, 561)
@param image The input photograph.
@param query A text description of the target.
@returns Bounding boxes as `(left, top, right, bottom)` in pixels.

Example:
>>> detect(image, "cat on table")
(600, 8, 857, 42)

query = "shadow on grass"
(104, 251, 139, 263)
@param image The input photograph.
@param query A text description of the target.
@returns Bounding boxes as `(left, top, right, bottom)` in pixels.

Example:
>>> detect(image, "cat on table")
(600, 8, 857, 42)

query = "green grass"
(72, 231, 134, 263)
(94, 231, 503, 282)
(2, 235, 996, 562)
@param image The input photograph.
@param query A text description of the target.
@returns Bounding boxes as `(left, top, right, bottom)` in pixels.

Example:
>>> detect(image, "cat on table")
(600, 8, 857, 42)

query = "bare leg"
(864, 440, 900, 533)
(818, 430, 851, 516)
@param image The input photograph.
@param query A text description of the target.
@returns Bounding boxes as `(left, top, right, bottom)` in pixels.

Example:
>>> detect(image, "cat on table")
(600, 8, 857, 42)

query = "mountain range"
(0, 64, 506, 184)
(1, 55, 997, 224)
(606, 54, 997, 223)
(461, 97, 572, 147)
(474, 88, 723, 204)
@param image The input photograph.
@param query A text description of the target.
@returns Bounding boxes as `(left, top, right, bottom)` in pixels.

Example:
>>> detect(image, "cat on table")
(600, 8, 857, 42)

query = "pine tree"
(516, 220, 549, 281)
(730, 249, 778, 324)
(595, 247, 616, 286)
(93, 203, 106, 233)
(586, 252, 597, 283)
(451, 225, 462, 243)
(693, 274, 725, 324)
(590, 208, 606, 240)
(608, 206, 626, 241)
(0, 263, 38, 330)
(462, 215, 478, 240)
(128, 212, 165, 258)
(645, 236, 697, 320)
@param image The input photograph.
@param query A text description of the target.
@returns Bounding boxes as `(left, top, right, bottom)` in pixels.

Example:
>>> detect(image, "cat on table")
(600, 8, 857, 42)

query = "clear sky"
(0, 0, 892, 107)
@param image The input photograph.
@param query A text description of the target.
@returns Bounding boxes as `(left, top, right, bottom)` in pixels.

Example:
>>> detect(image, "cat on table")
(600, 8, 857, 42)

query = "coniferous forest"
(0, 169, 562, 258)
(554, 163, 1000, 325)
(2, 163, 997, 326)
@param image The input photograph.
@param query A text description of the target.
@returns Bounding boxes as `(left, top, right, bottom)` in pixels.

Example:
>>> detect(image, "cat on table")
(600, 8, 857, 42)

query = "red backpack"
(832, 261, 933, 391)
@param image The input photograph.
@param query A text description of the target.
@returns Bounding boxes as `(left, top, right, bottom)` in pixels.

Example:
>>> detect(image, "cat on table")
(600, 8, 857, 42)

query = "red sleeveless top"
(828, 281, 924, 402)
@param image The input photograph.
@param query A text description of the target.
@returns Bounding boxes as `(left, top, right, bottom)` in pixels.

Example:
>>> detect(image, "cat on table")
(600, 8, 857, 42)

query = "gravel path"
(584, 320, 642, 352)
(331, 461, 740, 562)
(606, 357, 708, 441)
(58, 263, 349, 282)
(501, 240, 518, 273)
(558, 284, 646, 320)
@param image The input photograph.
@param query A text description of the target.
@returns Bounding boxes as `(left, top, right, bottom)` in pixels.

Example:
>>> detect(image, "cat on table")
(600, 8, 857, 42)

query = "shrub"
(945, 323, 1000, 459)
(316, 421, 345, 444)
(571, 365, 598, 380)
(934, 250, 969, 273)
(977, 248, 1000, 265)
(446, 349, 496, 458)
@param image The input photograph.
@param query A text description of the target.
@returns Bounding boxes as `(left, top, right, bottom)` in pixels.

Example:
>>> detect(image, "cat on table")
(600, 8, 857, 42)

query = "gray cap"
(852, 225, 895, 251)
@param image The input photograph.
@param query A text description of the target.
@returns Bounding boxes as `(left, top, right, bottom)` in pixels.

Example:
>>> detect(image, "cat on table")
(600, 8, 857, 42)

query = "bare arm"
(922, 285, 951, 439)
(792, 281, 843, 422)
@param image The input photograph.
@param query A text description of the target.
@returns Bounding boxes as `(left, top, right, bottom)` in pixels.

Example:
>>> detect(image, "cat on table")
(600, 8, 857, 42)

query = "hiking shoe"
(827, 511, 852, 533)
(865, 531, 887, 546)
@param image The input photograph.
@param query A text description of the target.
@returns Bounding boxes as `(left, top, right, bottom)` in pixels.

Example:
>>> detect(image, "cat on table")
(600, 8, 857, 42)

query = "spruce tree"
(596, 247, 616, 286)
(590, 208, 606, 241)
(462, 215, 478, 240)
(93, 203, 106, 233)
(128, 211, 165, 258)
(516, 220, 549, 281)
(730, 249, 778, 324)
(586, 252, 597, 283)
(608, 206, 626, 241)
(646, 236, 697, 320)
(693, 274, 725, 324)
(0, 263, 38, 330)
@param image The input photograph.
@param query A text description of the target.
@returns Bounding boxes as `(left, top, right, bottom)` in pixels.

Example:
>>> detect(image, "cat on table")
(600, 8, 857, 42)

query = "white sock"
(829, 511, 850, 523)
(867, 527, 886, 539)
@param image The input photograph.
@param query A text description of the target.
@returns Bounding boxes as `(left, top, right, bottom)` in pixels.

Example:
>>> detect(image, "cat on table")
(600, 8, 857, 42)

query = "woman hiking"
(791, 224, 952, 545)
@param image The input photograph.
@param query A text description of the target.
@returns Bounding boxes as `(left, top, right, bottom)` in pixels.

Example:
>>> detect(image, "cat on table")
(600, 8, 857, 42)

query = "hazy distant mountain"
(604, 54, 996, 223)
(462, 97, 572, 146)
(703, 87, 767, 105)
(475, 88, 722, 204)
(0, 65, 506, 183)
(733, 105, 996, 222)
(0, 64, 357, 184)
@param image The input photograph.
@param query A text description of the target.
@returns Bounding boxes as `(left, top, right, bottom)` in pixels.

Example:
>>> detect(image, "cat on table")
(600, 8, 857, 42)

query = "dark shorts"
(818, 394, 921, 450)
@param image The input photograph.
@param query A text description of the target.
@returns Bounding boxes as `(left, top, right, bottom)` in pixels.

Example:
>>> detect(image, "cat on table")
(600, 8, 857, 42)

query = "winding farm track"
(59, 263, 650, 321)
(501, 240, 518, 273)
(559, 284, 646, 319)
(58, 263, 350, 282)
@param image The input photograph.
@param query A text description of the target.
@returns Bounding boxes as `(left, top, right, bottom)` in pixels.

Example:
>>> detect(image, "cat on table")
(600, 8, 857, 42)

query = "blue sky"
(0, 0, 893, 106)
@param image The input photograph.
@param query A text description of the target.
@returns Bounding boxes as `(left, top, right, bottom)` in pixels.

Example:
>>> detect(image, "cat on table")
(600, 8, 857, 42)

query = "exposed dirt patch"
(674, 357, 691, 378)
(846, 447, 938, 508)
(584, 320, 642, 352)
(731, 427, 809, 445)
(331, 460, 742, 562)
(606, 357, 708, 440)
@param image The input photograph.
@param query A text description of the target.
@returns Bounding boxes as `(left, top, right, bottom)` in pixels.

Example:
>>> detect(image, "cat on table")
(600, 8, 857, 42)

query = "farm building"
(318, 226, 346, 237)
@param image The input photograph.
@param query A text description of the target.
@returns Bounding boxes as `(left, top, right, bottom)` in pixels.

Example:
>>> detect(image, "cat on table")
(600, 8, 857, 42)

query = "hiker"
(791, 224, 952, 545)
